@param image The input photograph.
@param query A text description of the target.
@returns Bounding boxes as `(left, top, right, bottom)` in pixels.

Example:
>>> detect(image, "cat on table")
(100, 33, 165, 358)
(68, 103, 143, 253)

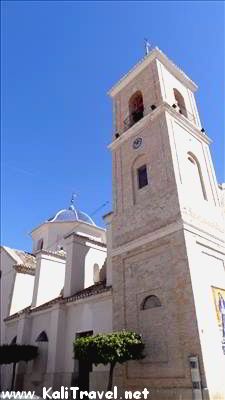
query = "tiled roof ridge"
(14, 248, 35, 258)
(5, 306, 31, 322)
(5, 282, 112, 321)
(64, 281, 111, 303)
(1, 245, 34, 255)
(14, 264, 36, 275)
(35, 249, 66, 258)
(1, 246, 37, 271)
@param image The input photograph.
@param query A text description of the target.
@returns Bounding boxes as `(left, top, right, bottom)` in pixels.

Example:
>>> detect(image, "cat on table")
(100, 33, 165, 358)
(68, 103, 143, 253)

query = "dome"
(48, 204, 95, 226)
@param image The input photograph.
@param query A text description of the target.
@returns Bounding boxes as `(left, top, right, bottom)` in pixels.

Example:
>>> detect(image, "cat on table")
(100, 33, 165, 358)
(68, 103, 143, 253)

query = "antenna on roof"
(144, 38, 152, 56)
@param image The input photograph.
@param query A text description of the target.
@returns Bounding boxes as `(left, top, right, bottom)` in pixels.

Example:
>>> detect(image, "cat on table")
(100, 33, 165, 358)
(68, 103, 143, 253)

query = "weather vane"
(144, 38, 152, 56)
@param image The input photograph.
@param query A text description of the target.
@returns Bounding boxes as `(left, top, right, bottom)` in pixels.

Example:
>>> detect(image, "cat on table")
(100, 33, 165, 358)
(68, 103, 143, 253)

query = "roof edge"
(4, 283, 112, 321)
(108, 47, 198, 97)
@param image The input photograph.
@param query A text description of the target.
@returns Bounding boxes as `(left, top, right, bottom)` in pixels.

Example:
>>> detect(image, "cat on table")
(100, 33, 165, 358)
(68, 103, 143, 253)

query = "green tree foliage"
(0, 344, 38, 390)
(74, 330, 145, 391)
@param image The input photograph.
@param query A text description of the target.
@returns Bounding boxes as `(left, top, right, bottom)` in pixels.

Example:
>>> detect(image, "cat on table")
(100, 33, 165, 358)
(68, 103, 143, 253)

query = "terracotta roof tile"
(5, 282, 112, 321)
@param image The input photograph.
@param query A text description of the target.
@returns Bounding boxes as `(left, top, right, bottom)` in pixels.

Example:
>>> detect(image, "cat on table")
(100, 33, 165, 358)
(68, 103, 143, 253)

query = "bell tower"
(108, 48, 225, 400)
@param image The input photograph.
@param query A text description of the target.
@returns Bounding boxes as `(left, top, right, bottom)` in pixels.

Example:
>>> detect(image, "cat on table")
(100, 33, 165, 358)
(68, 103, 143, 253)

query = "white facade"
(1, 204, 110, 393)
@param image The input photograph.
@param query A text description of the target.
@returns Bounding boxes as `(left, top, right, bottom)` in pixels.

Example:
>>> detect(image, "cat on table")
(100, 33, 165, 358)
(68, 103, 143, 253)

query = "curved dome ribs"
(47, 205, 95, 226)
(77, 210, 95, 225)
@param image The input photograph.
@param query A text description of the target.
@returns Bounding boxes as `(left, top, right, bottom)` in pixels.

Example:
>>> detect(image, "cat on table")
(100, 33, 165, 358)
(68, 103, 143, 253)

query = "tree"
(0, 344, 38, 390)
(74, 330, 145, 391)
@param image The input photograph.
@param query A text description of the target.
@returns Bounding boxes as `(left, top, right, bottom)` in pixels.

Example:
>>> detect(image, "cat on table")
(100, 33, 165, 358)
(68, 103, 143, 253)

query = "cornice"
(165, 104, 211, 144)
(108, 102, 211, 152)
(182, 213, 225, 246)
(111, 220, 183, 257)
(64, 232, 106, 249)
(110, 213, 224, 258)
(108, 105, 161, 151)
(108, 47, 197, 97)
(30, 219, 106, 237)
(34, 249, 66, 260)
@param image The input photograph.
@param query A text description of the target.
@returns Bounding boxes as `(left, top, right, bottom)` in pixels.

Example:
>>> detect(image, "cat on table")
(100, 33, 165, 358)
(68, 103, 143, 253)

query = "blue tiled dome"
(48, 205, 95, 225)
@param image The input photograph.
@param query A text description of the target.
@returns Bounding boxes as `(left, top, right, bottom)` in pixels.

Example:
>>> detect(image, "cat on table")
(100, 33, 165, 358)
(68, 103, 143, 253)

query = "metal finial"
(69, 193, 77, 210)
(144, 38, 152, 55)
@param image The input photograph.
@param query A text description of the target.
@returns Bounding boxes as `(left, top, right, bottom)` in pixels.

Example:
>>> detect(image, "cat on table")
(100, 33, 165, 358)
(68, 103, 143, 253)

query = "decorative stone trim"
(64, 232, 106, 248)
(109, 102, 211, 151)
(34, 249, 66, 259)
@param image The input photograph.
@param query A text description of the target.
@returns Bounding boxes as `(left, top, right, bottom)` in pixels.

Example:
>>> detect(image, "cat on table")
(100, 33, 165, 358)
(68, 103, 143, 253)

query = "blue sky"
(1, 1, 224, 251)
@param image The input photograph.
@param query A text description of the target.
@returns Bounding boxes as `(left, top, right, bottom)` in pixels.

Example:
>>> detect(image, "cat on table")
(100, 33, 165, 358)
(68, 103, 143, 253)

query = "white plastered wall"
(31, 221, 106, 253)
(3, 293, 112, 390)
(157, 59, 201, 128)
(31, 222, 76, 253)
(63, 295, 112, 379)
(166, 114, 221, 211)
(103, 212, 113, 286)
(1, 319, 19, 390)
(33, 253, 66, 307)
(26, 311, 51, 380)
(10, 272, 34, 315)
(84, 246, 106, 288)
(64, 234, 107, 297)
(185, 231, 225, 399)
(0, 249, 17, 343)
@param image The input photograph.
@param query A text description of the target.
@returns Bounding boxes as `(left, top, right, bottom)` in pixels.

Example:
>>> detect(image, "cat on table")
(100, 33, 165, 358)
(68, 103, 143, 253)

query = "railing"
(121, 102, 196, 134)
(123, 104, 156, 132)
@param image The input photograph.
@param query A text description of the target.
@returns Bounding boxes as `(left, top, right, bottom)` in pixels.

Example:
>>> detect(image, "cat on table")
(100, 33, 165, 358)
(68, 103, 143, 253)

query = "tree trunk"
(11, 362, 17, 391)
(107, 362, 116, 392)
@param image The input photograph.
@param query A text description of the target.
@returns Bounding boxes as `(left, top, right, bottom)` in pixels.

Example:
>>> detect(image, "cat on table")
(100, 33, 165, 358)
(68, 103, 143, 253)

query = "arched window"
(132, 154, 149, 204)
(93, 264, 100, 284)
(36, 238, 44, 251)
(137, 165, 148, 189)
(11, 336, 17, 344)
(174, 89, 187, 118)
(36, 331, 48, 342)
(99, 261, 106, 282)
(33, 331, 48, 381)
(141, 295, 161, 310)
(129, 91, 144, 126)
(187, 152, 207, 201)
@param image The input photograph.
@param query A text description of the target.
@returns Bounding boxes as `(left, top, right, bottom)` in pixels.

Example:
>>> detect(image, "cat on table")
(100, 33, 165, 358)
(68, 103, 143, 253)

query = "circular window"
(133, 137, 142, 149)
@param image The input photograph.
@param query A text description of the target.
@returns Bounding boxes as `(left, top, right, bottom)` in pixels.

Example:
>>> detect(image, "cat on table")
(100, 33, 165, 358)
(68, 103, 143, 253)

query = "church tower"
(108, 48, 225, 400)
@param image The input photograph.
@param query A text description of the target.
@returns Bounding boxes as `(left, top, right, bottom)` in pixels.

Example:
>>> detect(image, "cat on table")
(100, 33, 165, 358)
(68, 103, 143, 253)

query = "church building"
(1, 47, 225, 400)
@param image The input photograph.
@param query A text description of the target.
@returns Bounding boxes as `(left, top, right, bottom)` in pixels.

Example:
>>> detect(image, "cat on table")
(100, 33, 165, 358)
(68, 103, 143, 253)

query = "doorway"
(76, 331, 93, 392)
